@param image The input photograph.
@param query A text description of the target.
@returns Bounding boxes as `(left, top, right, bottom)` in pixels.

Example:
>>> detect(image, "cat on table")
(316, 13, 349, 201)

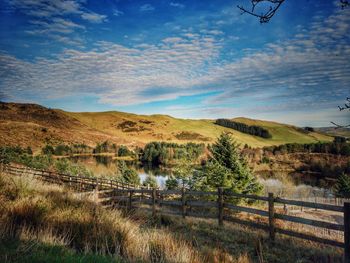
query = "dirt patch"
(175, 131, 210, 141)
(117, 120, 151, 132)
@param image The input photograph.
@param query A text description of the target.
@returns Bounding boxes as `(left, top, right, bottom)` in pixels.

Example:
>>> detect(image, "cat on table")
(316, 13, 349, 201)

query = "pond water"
(68, 155, 332, 196)
(68, 155, 171, 188)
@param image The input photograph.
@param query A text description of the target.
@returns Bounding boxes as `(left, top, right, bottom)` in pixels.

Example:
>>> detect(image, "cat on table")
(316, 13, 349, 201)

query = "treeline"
(93, 141, 135, 157)
(42, 144, 92, 156)
(297, 159, 350, 180)
(41, 141, 135, 157)
(215, 119, 272, 139)
(141, 142, 205, 165)
(264, 140, 350, 156)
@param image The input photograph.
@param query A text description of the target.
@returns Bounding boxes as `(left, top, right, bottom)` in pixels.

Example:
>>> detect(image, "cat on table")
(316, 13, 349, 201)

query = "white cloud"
(81, 12, 107, 23)
(113, 8, 124, 17)
(9, 0, 106, 45)
(170, 2, 185, 8)
(139, 4, 155, 12)
(26, 17, 85, 35)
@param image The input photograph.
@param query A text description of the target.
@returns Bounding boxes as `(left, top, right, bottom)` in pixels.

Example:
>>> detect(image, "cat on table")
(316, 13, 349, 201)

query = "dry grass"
(0, 171, 343, 262)
(0, 172, 238, 262)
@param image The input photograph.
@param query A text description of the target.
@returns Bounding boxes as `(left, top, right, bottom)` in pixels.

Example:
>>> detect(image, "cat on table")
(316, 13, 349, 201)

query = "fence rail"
(1, 163, 349, 263)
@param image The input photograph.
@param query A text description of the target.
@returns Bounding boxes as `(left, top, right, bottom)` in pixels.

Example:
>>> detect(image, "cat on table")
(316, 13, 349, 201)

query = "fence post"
(218, 187, 224, 226)
(128, 190, 133, 211)
(344, 202, 350, 263)
(182, 187, 186, 218)
(152, 188, 157, 217)
(268, 193, 275, 242)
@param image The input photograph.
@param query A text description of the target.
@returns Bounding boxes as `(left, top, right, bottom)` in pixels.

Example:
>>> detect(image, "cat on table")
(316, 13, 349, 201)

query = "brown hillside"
(0, 102, 332, 151)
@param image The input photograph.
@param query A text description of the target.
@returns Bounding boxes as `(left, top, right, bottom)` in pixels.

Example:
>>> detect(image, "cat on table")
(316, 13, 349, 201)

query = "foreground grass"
(0, 239, 121, 263)
(0, 172, 343, 263)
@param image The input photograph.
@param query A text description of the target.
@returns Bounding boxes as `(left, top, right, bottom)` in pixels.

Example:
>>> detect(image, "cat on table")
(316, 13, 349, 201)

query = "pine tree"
(335, 173, 350, 198)
(118, 161, 140, 185)
(196, 133, 263, 196)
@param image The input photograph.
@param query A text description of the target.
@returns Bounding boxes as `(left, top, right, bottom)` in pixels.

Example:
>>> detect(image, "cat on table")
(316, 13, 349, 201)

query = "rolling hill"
(0, 101, 332, 150)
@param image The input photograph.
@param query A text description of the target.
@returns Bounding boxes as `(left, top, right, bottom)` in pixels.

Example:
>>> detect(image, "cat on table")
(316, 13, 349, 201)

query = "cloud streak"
(0, 34, 221, 105)
(8, 0, 106, 46)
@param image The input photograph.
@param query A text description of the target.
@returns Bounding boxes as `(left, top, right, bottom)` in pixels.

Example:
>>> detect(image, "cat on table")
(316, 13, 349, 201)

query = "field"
(0, 102, 332, 151)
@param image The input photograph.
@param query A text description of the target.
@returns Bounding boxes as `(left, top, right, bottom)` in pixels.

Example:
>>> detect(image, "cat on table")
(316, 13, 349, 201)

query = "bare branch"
(331, 97, 350, 129)
(340, 0, 349, 9)
(331, 121, 350, 129)
(237, 0, 285, 23)
(238, 0, 349, 23)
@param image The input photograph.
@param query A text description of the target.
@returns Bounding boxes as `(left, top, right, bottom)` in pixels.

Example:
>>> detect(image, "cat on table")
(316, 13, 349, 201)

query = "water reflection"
(68, 155, 171, 188)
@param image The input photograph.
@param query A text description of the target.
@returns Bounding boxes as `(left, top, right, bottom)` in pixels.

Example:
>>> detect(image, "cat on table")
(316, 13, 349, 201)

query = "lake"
(68, 155, 171, 188)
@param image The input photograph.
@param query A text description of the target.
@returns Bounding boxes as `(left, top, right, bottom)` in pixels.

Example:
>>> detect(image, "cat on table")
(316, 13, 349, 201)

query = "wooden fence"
(0, 163, 146, 191)
(1, 163, 350, 263)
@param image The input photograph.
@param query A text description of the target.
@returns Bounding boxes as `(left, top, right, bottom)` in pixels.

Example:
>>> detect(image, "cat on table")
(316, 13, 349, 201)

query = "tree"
(42, 145, 54, 155)
(237, 0, 349, 23)
(118, 161, 140, 185)
(194, 133, 263, 197)
(143, 175, 158, 188)
(172, 156, 195, 187)
(335, 173, 350, 198)
(165, 177, 179, 190)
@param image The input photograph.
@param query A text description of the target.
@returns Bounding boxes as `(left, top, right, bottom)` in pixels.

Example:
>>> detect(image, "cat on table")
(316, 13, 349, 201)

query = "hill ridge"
(0, 101, 332, 150)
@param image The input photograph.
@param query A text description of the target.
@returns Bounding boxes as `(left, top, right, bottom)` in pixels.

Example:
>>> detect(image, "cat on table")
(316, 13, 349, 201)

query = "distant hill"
(0, 102, 332, 150)
(315, 127, 350, 138)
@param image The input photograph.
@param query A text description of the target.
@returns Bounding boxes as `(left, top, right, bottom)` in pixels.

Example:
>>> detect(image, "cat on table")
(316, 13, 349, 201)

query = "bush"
(143, 175, 158, 188)
(118, 161, 140, 185)
(117, 145, 133, 157)
(42, 145, 55, 155)
(335, 173, 350, 198)
(165, 178, 179, 190)
(54, 159, 92, 177)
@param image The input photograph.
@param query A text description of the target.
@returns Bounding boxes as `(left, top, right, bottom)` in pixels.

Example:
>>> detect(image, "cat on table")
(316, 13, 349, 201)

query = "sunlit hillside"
(0, 102, 332, 150)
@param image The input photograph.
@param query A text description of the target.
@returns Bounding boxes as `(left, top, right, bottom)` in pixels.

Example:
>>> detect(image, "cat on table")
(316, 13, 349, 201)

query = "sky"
(0, 0, 349, 127)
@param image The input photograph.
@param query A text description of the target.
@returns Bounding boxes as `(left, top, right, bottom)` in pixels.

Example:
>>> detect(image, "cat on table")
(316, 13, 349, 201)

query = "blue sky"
(0, 0, 349, 127)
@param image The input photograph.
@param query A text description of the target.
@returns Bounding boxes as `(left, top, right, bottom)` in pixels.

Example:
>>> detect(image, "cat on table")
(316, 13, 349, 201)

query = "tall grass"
(0, 172, 219, 262)
(0, 171, 343, 262)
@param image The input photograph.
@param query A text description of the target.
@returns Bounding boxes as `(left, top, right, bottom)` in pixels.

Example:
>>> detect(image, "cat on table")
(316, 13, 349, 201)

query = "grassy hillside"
(0, 102, 332, 150)
(63, 112, 331, 147)
(316, 127, 350, 138)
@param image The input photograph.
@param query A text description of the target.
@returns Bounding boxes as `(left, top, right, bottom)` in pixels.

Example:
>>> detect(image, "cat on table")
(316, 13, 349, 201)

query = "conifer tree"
(335, 173, 350, 198)
(195, 133, 263, 196)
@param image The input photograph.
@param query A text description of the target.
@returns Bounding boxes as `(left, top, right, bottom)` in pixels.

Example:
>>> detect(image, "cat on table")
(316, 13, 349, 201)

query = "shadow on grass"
(132, 211, 343, 263)
(0, 238, 123, 263)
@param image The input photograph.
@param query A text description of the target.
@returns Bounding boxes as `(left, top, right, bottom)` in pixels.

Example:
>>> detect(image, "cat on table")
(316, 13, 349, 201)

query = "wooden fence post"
(182, 187, 186, 218)
(344, 202, 350, 263)
(218, 187, 224, 226)
(152, 188, 157, 217)
(128, 190, 133, 211)
(268, 193, 275, 242)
